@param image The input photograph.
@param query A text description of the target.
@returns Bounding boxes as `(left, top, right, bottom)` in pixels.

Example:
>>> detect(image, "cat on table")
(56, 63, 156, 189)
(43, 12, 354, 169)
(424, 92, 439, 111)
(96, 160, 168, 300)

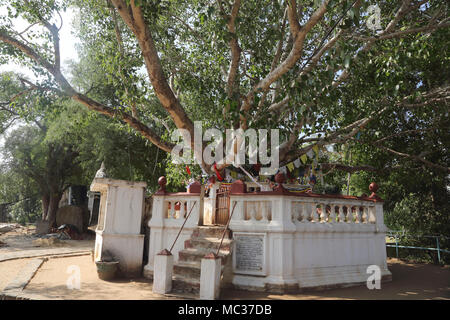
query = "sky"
(0, 5, 79, 162)
(0, 5, 79, 78)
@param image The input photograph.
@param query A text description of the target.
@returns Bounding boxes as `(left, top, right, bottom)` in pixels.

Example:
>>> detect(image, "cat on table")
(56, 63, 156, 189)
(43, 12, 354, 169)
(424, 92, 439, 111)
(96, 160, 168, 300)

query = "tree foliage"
(0, 1, 448, 245)
(0, 0, 447, 174)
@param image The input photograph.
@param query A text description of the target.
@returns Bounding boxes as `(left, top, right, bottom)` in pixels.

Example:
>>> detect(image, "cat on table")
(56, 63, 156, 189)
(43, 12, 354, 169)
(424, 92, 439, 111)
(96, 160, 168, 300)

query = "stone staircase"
(172, 226, 233, 295)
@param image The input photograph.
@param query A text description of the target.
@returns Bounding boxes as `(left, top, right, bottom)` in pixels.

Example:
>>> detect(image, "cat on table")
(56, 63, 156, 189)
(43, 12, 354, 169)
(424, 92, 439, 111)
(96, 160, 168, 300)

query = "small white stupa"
(95, 161, 108, 178)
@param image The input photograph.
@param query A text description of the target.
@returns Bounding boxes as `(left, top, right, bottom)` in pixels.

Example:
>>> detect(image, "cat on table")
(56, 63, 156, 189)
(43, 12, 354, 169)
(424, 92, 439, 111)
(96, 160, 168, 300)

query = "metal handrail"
(386, 231, 450, 263)
(215, 201, 238, 257)
(169, 201, 197, 253)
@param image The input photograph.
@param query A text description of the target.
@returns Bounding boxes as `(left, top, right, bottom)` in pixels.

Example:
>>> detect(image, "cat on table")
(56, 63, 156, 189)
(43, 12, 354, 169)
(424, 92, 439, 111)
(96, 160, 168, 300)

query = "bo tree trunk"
(41, 193, 50, 221)
(46, 192, 62, 228)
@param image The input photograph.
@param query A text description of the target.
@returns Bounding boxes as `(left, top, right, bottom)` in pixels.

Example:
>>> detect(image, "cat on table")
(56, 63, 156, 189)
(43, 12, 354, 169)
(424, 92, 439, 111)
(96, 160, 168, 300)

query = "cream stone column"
(153, 249, 173, 294)
(265, 195, 298, 291)
(90, 178, 147, 277)
(144, 194, 166, 278)
(200, 253, 222, 300)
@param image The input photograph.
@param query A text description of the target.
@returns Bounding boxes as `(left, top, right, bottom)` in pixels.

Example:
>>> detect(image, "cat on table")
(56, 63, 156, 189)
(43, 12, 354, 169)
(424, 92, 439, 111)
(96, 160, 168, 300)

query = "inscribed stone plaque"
(235, 234, 265, 273)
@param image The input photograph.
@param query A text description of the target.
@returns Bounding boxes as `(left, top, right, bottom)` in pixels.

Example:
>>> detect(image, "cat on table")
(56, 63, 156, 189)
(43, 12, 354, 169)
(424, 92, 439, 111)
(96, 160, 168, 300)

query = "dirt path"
(0, 227, 94, 293)
(2, 226, 448, 300)
(0, 228, 94, 262)
(222, 259, 450, 300)
(15, 256, 449, 300)
(0, 258, 32, 292)
(23, 255, 174, 300)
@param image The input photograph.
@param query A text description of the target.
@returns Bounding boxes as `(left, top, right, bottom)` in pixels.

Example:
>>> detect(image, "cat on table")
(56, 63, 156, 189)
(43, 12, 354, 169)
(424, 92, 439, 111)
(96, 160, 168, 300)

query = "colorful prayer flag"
(300, 154, 308, 164)
(313, 145, 319, 155)
(287, 162, 295, 172)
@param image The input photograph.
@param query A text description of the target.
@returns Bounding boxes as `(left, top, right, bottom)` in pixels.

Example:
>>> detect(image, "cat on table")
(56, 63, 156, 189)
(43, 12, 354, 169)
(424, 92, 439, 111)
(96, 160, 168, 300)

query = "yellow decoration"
(287, 162, 295, 172)
(300, 154, 308, 164)
(313, 145, 319, 155)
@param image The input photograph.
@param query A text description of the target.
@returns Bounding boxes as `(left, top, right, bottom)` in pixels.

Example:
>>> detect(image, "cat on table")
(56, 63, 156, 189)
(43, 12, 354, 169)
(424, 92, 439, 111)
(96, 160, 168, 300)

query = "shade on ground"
(17, 256, 450, 300)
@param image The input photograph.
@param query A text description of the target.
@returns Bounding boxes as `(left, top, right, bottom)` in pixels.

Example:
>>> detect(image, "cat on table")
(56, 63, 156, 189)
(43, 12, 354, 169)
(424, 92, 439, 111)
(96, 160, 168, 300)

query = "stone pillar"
(90, 178, 147, 277)
(152, 249, 173, 294)
(265, 196, 298, 291)
(200, 253, 222, 300)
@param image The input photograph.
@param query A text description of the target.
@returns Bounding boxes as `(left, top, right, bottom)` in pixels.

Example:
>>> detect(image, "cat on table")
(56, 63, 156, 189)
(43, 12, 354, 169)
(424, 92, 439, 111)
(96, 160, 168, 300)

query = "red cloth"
(213, 163, 223, 181)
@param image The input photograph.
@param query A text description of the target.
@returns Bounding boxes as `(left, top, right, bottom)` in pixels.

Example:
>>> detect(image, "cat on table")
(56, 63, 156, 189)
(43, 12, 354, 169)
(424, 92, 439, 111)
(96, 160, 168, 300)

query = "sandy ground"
(0, 226, 94, 294)
(223, 258, 450, 300)
(0, 227, 94, 252)
(17, 256, 449, 300)
(0, 258, 32, 291)
(0, 226, 94, 262)
(2, 228, 448, 300)
(23, 255, 175, 300)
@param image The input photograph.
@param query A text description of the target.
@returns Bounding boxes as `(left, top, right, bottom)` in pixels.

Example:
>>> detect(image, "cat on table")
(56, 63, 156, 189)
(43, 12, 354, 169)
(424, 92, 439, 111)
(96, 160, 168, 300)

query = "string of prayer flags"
(287, 162, 295, 172)
(225, 169, 232, 182)
(239, 165, 264, 188)
(300, 154, 308, 164)
(294, 158, 301, 168)
(313, 145, 319, 155)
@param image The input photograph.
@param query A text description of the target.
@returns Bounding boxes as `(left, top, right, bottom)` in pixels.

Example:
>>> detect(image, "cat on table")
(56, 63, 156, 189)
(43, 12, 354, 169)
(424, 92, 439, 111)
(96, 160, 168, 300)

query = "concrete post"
(200, 253, 222, 300)
(152, 249, 173, 294)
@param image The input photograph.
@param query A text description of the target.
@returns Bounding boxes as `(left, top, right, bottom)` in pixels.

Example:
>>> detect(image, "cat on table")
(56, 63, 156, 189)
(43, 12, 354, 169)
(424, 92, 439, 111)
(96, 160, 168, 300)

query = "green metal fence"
(386, 231, 450, 264)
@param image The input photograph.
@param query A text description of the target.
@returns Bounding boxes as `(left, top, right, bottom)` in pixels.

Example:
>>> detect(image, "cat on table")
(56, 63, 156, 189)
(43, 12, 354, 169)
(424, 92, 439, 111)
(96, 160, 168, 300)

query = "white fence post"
(200, 253, 222, 300)
(152, 249, 173, 294)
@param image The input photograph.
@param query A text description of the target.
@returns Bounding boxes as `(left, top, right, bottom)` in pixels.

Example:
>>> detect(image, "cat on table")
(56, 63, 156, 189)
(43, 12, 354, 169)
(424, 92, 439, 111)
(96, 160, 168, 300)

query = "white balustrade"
(229, 198, 272, 223)
(145, 192, 201, 279)
(229, 193, 378, 227)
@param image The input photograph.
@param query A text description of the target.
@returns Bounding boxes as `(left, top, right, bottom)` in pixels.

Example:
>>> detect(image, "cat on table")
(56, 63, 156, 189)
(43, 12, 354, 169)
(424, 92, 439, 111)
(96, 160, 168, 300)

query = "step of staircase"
(171, 225, 233, 296)
(186, 236, 232, 249)
(172, 275, 200, 295)
(174, 260, 201, 279)
(192, 225, 232, 238)
(178, 248, 231, 264)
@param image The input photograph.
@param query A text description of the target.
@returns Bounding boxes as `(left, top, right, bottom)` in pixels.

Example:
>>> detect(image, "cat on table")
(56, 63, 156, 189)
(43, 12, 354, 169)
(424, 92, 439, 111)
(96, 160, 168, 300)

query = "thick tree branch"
(220, 0, 242, 120)
(364, 139, 450, 173)
(239, 0, 330, 129)
(111, 0, 195, 140)
(258, 8, 288, 109)
(353, 21, 450, 42)
(320, 163, 378, 173)
(0, 22, 174, 153)
(110, 4, 138, 118)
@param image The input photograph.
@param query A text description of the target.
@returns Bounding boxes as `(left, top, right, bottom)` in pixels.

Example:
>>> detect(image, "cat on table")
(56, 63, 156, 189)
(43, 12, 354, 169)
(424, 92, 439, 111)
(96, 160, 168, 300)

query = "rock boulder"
(56, 205, 85, 233)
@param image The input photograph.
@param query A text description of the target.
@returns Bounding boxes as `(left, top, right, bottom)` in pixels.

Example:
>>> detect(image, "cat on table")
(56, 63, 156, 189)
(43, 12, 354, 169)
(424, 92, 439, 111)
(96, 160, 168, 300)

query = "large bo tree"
(0, 0, 448, 177)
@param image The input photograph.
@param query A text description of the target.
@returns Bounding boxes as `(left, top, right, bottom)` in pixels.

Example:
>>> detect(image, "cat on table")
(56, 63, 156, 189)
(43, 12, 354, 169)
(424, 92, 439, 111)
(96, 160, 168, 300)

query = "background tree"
(2, 124, 80, 226)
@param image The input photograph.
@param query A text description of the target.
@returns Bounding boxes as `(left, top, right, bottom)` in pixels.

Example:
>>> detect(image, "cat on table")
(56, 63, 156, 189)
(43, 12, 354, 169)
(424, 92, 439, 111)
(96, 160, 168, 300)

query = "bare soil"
(2, 227, 448, 300)
(18, 256, 450, 300)
(0, 258, 32, 291)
